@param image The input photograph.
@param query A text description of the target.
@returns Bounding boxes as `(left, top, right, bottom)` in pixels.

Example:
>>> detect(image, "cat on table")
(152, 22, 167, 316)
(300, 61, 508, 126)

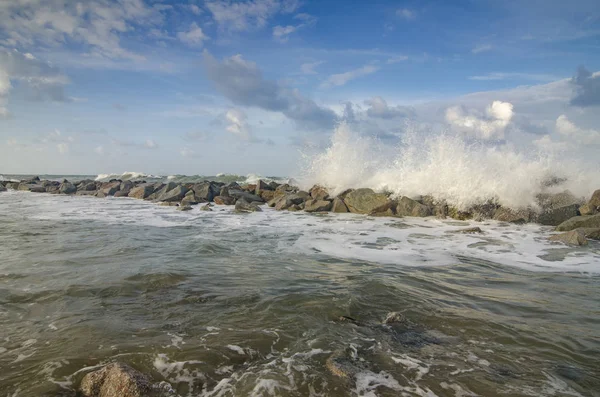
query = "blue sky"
(1, 0, 599, 176)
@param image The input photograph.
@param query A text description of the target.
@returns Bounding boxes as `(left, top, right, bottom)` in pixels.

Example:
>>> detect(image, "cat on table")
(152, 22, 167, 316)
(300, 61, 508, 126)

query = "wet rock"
(214, 196, 235, 205)
(79, 362, 176, 397)
(344, 188, 391, 214)
(147, 182, 177, 201)
(581, 228, 600, 240)
(229, 189, 264, 203)
(287, 204, 303, 211)
(548, 229, 587, 246)
(0, 184, 7, 192)
(493, 207, 532, 224)
(18, 183, 46, 193)
(579, 189, 600, 215)
(177, 204, 193, 211)
(235, 198, 262, 212)
(304, 199, 332, 213)
(76, 190, 98, 196)
(556, 213, 600, 231)
(59, 181, 77, 194)
(79, 182, 97, 191)
(200, 203, 213, 211)
(128, 185, 155, 200)
(259, 190, 276, 202)
(159, 202, 179, 207)
(192, 182, 219, 202)
(448, 227, 484, 234)
(448, 207, 472, 221)
(120, 180, 134, 192)
(331, 197, 349, 213)
(158, 185, 189, 202)
(538, 204, 581, 226)
(309, 185, 330, 201)
(338, 316, 362, 326)
(383, 312, 404, 324)
(101, 181, 121, 196)
(394, 196, 432, 217)
(255, 179, 273, 195)
(274, 183, 298, 197)
(326, 348, 368, 379)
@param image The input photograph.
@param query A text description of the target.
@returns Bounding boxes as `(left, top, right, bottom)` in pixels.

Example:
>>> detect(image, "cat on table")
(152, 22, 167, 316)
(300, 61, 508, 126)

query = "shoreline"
(2, 176, 599, 245)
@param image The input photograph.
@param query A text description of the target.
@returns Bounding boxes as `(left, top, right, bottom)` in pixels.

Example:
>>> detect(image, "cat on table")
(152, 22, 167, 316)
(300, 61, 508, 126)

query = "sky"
(0, 0, 599, 176)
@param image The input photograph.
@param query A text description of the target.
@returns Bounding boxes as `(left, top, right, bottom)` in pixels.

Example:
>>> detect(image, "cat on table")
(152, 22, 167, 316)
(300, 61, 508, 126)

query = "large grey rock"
(148, 182, 177, 201)
(128, 185, 155, 200)
(394, 196, 431, 217)
(79, 182, 97, 191)
(18, 184, 46, 193)
(158, 185, 189, 202)
(581, 228, 600, 240)
(59, 182, 77, 194)
(100, 181, 121, 196)
(538, 204, 581, 226)
(493, 207, 532, 224)
(214, 195, 235, 205)
(304, 199, 332, 212)
(331, 197, 349, 213)
(579, 189, 600, 216)
(79, 362, 176, 397)
(309, 185, 330, 201)
(548, 229, 588, 246)
(192, 182, 219, 202)
(229, 189, 263, 203)
(344, 188, 391, 214)
(556, 214, 600, 231)
(255, 180, 273, 195)
(235, 198, 262, 212)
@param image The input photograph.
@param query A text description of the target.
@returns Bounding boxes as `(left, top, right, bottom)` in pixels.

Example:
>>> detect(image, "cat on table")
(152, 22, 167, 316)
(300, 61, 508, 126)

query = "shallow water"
(0, 191, 599, 396)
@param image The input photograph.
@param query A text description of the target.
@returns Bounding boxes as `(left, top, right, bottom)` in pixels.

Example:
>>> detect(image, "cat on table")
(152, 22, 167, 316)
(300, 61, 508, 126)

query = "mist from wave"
(299, 123, 600, 211)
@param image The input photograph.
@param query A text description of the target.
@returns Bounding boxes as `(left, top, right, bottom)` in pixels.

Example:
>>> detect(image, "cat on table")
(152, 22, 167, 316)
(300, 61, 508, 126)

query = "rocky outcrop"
(582, 228, 600, 240)
(556, 213, 600, 231)
(579, 189, 600, 216)
(343, 188, 391, 214)
(493, 207, 533, 224)
(214, 196, 235, 205)
(59, 181, 77, 194)
(158, 185, 188, 203)
(548, 229, 588, 246)
(192, 182, 219, 202)
(304, 199, 333, 212)
(128, 185, 155, 200)
(0, 184, 6, 192)
(229, 189, 263, 203)
(538, 204, 581, 226)
(309, 185, 330, 201)
(235, 198, 262, 212)
(394, 196, 431, 217)
(331, 197, 349, 213)
(79, 362, 176, 397)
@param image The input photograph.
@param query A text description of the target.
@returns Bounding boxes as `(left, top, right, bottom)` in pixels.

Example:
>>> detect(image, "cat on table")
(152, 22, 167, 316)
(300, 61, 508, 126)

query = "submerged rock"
(200, 203, 213, 211)
(582, 228, 600, 240)
(177, 204, 193, 211)
(548, 229, 588, 246)
(556, 213, 600, 231)
(448, 227, 484, 234)
(344, 188, 391, 214)
(383, 312, 405, 324)
(79, 362, 176, 397)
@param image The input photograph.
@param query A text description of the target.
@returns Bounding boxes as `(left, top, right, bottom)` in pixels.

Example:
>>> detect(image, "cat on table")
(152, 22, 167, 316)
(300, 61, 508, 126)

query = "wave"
(95, 172, 162, 182)
(299, 123, 600, 210)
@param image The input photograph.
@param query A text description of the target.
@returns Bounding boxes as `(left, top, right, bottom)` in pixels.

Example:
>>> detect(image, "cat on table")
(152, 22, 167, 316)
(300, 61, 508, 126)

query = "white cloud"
(206, 0, 300, 32)
(177, 22, 209, 46)
(555, 115, 600, 144)
(469, 72, 558, 82)
(445, 101, 514, 140)
(386, 55, 409, 64)
(364, 96, 413, 119)
(321, 65, 380, 88)
(273, 25, 297, 42)
(472, 44, 493, 54)
(224, 108, 256, 141)
(180, 147, 195, 157)
(396, 8, 416, 20)
(300, 61, 324, 75)
(94, 145, 105, 155)
(189, 4, 202, 15)
(57, 143, 69, 154)
(144, 139, 158, 149)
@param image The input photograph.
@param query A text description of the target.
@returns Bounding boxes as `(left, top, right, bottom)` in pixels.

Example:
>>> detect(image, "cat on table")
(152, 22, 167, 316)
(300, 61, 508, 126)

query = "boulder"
(259, 190, 276, 202)
(548, 229, 588, 246)
(0, 185, 6, 192)
(158, 185, 189, 202)
(287, 191, 310, 204)
(309, 185, 330, 201)
(331, 197, 349, 213)
(579, 189, 600, 216)
(214, 196, 235, 205)
(493, 207, 532, 224)
(344, 188, 391, 214)
(128, 185, 155, 200)
(394, 197, 431, 217)
(114, 190, 130, 198)
(268, 181, 280, 190)
(235, 198, 262, 212)
(192, 182, 219, 202)
(79, 362, 175, 397)
(177, 204, 192, 211)
(304, 199, 333, 213)
(100, 181, 121, 196)
(79, 182, 97, 191)
(59, 182, 77, 194)
(556, 214, 600, 231)
(21, 176, 40, 184)
(274, 183, 298, 197)
(148, 182, 177, 201)
(255, 180, 273, 195)
(18, 184, 46, 193)
(581, 228, 600, 240)
(538, 204, 581, 226)
(229, 189, 263, 203)
(120, 180, 134, 192)
(200, 203, 213, 211)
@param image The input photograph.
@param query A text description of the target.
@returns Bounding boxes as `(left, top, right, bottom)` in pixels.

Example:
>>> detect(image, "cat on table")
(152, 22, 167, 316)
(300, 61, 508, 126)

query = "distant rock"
(579, 189, 600, 216)
(331, 197, 349, 213)
(59, 182, 77, 195)
(192, 182, 219, 202)
(158, 185, 189, 202)
(548, 229, 588, 246)
(344, 188, 391, 214)
(304, 199, 332, 212)
(229, 189, 263, 203)
(235, 198, 262, 212)
(255, 180, 273, 196)
(394, 196, 431, 217)
(493, 207, 532, 224)
(556, 213, 600, 231)
(214, 196, 235, 205)
(79, 362, 176, 397)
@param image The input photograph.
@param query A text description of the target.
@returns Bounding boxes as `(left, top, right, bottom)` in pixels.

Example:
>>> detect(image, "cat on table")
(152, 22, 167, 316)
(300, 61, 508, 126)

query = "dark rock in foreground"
(549, 229, 588, 246)
(344, 188, 391, 214)
(556, 213, 600, 231)
(79, 362, 176, 397)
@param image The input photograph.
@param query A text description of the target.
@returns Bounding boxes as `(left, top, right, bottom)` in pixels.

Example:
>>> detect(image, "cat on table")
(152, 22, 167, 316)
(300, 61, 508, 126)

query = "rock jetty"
(1, 178, 599, 240)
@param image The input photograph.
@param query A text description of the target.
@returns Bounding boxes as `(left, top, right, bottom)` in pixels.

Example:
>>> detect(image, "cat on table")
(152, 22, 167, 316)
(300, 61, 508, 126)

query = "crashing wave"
(95, 172, 162, 182)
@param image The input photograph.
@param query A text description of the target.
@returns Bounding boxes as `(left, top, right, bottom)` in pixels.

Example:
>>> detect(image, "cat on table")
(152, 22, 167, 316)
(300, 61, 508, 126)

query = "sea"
(1, 127, 600, 396)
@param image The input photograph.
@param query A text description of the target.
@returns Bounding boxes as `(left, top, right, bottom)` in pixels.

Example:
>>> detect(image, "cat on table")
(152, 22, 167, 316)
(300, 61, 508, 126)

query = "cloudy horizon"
(1, 0, 599, 176)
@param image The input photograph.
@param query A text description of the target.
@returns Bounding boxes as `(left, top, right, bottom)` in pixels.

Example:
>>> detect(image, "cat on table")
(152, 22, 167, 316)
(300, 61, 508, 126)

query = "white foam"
(95, 171, 160, 181)
(227, 345, 246, 355)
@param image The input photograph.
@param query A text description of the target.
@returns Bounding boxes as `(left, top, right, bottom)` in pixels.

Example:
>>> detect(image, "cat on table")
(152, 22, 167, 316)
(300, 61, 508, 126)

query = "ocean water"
(0, 190, 599, 396)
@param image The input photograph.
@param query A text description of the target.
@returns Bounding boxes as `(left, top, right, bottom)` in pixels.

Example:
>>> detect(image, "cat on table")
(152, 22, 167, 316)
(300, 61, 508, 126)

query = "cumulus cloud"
(555, 114, 600, 144)
(445, 101, 514, 140)
(206, 0, 300, 32)
(472, 44, 492, 54)
(364, 96, 414, 119)
(396, 8, 416, 20)
(224, 108, 258, 141)
(320, 65, 380, 88)
(177, 22, 209, 46)
(0, 0, 164, 60)
(203, 51, 338, 130)
(570, 66, 600, 107)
